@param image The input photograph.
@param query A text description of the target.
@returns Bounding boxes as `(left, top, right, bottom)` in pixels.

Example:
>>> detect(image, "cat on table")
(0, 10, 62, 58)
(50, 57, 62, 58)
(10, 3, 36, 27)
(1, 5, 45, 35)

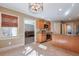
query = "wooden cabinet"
(36, 20, 44, 29)
(47, 21, 51, 30)
(36, 19, 51, 43)
(52, 34, 79, 53)
(36, 19, 51, 30)
(37, 33, 46, 43)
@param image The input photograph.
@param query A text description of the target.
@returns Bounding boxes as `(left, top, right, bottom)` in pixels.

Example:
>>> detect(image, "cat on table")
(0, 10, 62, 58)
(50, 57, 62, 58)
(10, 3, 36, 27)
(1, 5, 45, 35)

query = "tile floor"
(0, 41, 79, 56)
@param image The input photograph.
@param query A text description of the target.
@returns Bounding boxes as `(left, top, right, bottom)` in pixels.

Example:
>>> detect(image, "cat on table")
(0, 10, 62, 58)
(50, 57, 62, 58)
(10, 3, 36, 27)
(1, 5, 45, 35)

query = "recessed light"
(58, 8, 62, 11)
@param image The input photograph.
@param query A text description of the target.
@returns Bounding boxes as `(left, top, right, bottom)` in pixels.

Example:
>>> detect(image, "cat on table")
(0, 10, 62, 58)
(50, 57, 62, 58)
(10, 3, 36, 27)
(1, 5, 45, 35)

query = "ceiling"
(0, 3, 79, 21)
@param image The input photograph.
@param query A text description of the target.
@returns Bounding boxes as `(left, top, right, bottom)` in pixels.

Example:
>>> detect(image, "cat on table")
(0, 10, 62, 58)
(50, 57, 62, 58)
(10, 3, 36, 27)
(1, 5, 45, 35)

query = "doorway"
(24, 20, 35, 45)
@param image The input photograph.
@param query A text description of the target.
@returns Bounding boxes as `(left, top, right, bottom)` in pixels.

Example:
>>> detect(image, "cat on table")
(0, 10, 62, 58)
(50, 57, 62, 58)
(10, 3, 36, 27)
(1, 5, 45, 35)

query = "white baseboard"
(0, 44, 24, 52)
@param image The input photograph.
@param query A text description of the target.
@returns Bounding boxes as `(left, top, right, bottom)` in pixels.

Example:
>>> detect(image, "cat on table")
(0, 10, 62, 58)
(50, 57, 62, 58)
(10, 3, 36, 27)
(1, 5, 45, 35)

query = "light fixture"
(58, 8, 62, 11)
(29, 3, 43, 13)
(64, 9, 70, 16)
(64, 4, 75, 16)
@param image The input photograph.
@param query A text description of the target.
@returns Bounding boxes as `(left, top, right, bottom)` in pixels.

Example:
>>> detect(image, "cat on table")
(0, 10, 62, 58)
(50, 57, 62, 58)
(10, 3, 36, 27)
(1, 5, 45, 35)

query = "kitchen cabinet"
(37, 33, 46, 43)
(36, 19, 51, 43)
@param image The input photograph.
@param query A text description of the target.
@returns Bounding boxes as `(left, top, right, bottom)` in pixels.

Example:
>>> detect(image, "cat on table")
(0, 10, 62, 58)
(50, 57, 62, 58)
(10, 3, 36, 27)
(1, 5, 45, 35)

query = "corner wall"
(0, 6, 36, 49)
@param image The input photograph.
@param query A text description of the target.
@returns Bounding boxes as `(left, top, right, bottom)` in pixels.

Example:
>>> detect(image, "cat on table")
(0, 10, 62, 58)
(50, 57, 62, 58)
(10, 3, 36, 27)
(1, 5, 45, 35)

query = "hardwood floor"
(0, 41, 79, 56)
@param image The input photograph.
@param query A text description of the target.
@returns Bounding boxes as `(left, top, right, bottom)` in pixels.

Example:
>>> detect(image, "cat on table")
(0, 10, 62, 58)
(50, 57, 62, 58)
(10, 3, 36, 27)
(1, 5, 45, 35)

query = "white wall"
(24, 19, 34, 31)
(25, 24, 34, 31)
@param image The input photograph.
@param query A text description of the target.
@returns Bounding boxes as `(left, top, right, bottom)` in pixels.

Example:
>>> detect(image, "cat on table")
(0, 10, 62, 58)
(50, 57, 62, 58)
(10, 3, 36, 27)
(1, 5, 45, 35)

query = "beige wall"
(0, 6, 36, 48)
(62, 20, 79, 35)
(51, 21, 61, 34)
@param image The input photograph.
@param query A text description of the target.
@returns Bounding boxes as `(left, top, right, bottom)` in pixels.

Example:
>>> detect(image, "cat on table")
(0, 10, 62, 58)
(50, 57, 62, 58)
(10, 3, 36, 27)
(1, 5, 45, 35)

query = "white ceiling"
(0, 3, 79, 21)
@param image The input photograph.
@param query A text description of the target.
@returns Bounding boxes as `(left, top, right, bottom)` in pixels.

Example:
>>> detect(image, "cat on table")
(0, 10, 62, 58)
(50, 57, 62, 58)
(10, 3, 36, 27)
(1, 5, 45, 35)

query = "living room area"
(0, 3, 79, 56)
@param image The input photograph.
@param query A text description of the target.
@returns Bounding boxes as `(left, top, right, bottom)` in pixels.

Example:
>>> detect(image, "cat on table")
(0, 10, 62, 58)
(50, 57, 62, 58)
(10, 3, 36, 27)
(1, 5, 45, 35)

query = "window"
(67, 24, 73, 34)
(2, 27, 17, 37)
(76, 25, 79, 34)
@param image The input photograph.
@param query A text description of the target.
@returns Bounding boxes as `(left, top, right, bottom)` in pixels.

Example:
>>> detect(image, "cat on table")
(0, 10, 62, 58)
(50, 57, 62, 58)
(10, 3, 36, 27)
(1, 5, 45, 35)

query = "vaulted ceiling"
(0, 3, 79, 21)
